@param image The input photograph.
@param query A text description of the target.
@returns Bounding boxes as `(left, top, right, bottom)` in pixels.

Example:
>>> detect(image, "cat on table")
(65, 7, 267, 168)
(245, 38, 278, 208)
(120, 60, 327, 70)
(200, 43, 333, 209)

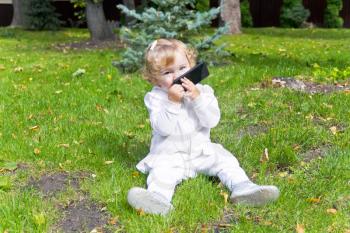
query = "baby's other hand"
(181, 77, 200, 100)
(168, 84, 185, 103)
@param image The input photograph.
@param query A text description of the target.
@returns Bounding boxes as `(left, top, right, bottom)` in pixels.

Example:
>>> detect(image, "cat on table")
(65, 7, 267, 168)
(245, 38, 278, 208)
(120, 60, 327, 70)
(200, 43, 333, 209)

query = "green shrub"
(113, 0, 229, 73)
(241, 0, 253, 27)
(280, 0, 310, 28)
(324, 0, 343, 28)
(25, 0, 61, 30)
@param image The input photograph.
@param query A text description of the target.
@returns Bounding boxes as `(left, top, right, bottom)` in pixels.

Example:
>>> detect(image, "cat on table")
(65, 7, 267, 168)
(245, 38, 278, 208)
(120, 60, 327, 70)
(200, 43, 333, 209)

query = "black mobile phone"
(172, 62, 209, 86)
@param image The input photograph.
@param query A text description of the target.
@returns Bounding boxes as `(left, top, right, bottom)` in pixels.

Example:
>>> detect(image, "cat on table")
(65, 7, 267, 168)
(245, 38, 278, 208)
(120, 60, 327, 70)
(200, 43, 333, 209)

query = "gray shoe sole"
(230, 185, 280, 206)
(127, 187, 173, 215)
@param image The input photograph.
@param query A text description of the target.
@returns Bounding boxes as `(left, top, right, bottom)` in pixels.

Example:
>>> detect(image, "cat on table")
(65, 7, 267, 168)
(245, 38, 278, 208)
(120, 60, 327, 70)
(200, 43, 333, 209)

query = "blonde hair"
(143, 39, 197, 85)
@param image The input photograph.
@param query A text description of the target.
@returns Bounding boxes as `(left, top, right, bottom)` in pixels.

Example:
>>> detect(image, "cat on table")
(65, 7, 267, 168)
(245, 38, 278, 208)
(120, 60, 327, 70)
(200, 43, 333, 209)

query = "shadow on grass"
(86, 129, 149, 169)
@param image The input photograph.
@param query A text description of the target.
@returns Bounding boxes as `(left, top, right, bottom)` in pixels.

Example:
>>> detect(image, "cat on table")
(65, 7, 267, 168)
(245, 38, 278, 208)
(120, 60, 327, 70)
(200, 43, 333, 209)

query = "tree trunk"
(10, 0, 26, 27)
(85, 0, 115, 41)
(122, 0, 135, 26)
(220, 0, 241, 34)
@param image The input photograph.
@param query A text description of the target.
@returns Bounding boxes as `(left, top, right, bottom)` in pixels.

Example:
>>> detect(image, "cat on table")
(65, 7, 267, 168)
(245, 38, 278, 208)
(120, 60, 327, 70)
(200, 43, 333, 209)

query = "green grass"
(0, 27, 350, 232)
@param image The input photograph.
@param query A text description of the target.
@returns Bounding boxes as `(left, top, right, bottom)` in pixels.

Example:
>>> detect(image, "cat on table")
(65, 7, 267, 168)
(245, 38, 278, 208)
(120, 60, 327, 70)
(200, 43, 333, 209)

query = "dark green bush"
(324, 0, 343, 28)
(241, 0, 253, 27)
(25, 0, 61, 30)
(280, 0, 310, 28)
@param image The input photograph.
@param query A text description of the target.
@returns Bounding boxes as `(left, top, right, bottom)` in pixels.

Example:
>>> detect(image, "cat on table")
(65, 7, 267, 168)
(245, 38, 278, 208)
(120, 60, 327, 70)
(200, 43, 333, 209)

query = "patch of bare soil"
(299, 144, 331, 162)
(53, 39, 124, 52)
(194, 208, 238, 233)
(28, 171, 88, 197)
(235, 124, 269, 139)
(271, 77, 350, 94)
(55, 197, 118, 233)
(311, 116, 348, 132)
(28, 171, 120, 232)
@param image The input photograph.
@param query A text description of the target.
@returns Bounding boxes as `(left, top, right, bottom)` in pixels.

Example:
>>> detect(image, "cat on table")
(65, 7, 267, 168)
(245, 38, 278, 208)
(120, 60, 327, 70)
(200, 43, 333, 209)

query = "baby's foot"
(127, 187, 173, 215)
(230, 181, 279, 206)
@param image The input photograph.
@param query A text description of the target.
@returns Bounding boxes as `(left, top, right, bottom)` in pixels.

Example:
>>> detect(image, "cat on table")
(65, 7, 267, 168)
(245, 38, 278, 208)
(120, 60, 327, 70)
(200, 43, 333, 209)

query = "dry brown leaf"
(108, 216, 118, 225)
(96, 104, 103, 111)
(29, 125, 39, 131)
(326, 208, 337, 214)
(136, 208, 145, 216)
(90, 227, 103, 233)
(260, 148, 269, 163)
(263, 221, 273, 226)
(14, 67, 23, 72)
(305, 114, 314, 120)
(250, 172, 258, 180)
(58, 144, 70, 148)
(201, 224, 208, 233)
(296, 223, 305, 233)
(330, 126, 337, 135)
(293, 144, 301, 151)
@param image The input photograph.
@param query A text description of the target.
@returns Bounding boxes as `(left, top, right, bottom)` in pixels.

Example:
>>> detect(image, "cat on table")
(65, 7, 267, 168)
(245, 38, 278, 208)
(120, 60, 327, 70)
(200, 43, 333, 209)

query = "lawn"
(0, 28, 349, 233)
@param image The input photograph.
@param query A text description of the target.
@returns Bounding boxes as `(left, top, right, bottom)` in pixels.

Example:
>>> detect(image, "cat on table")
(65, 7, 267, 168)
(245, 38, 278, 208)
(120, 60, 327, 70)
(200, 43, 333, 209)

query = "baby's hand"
(181, 77, 200, 100)
(168, 84, 185, 103)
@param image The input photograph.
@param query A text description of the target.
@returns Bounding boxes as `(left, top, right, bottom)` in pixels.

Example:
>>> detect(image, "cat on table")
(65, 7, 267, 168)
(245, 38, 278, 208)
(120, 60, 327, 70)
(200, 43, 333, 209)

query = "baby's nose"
(173, 72, 178, 80)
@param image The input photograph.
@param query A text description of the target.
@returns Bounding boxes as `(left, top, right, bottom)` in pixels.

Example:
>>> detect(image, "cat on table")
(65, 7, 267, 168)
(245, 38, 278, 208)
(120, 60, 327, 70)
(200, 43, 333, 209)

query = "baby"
(127, 39, 279, 215)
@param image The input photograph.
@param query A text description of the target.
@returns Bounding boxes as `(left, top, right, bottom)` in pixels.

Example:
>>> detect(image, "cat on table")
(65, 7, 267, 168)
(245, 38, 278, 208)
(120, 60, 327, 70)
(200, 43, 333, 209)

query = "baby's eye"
(180, 66, 187, 70)
(163, 71, 171, 75)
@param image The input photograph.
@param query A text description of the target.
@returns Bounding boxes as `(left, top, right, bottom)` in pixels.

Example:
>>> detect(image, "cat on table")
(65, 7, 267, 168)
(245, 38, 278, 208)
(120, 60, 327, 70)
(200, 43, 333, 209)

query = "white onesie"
(137, 84, 250, 202)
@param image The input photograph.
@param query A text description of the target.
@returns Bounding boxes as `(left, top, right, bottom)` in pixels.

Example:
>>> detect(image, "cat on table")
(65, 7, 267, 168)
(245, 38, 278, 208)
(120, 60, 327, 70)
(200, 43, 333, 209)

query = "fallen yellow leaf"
(58, 144, 70, 148)
(326, 208, 337, 214)
(307, 197, 321, 204)
(278, 171, 289, 178)
(131, 171, 139, 178)
(29, 125, 39, 131)
(296, 223, 305, 233)
(104, 160, 114, 165)
(33, 212, 46, 225)
(34, 148, 41, 155)
(220, 190, 229, 205)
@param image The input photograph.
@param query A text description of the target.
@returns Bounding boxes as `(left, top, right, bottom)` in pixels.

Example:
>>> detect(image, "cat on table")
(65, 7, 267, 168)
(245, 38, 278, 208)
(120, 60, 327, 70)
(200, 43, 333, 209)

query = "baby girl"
(127, 38, 279, 215)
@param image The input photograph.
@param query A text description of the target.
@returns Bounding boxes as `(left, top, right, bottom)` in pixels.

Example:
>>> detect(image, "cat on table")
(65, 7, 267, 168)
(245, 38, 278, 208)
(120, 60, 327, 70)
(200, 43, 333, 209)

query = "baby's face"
(157, 50, 190, 90)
